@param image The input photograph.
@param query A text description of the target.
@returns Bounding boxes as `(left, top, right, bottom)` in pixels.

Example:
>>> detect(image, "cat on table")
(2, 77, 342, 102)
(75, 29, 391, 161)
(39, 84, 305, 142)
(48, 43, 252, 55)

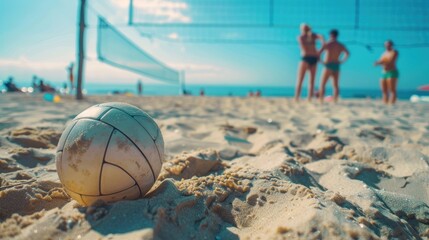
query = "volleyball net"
(127, 0, 429, 47)
(94, 0, 428, 84)
(97, 17, 179, 83)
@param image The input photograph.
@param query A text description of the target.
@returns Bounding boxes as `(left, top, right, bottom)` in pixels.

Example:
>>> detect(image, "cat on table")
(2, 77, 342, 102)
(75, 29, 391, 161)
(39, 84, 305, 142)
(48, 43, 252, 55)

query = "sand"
(0, 94, 428, 239)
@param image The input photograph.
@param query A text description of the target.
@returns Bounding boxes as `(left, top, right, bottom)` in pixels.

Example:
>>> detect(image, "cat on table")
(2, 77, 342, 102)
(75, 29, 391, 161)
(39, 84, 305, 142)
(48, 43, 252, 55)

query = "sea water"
(83, 83, 425, 100)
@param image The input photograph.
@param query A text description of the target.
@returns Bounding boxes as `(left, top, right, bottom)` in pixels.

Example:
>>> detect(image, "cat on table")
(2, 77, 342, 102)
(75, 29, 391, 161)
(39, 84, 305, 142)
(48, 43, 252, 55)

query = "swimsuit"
(325, 62, 340, 72)
(302, 56, 318, 66)
(382, 70, 399, 79)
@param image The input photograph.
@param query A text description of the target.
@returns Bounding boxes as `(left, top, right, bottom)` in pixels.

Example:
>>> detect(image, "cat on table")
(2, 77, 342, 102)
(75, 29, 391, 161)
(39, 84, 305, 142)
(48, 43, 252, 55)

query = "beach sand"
(0, 94, 428, 239)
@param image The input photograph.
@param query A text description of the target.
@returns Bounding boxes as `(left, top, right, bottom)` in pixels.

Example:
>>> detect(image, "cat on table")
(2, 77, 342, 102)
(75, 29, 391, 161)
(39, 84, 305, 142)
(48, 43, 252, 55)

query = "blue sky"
(1, 0, 428, 90)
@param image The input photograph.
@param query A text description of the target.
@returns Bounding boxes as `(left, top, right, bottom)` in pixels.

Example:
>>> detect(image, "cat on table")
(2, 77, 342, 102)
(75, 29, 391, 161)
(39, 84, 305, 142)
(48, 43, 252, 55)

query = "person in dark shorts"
(295, 23, 324, 102)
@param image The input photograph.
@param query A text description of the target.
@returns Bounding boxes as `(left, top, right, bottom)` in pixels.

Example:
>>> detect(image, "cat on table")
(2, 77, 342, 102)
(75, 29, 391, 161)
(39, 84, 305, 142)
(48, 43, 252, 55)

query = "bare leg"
(388, 78, 397, 104)
(295, 62, 307, 102)
(319, 69, 330, 104)
(307, 64, 317, 102)
(332, 71, 340, 103)
(380, 79, 388, 104)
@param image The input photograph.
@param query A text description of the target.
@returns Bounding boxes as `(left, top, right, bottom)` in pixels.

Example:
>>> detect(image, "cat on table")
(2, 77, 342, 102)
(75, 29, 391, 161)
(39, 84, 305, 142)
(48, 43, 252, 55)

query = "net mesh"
(97, 17, 179, 83)
(129, 0, 429, 47)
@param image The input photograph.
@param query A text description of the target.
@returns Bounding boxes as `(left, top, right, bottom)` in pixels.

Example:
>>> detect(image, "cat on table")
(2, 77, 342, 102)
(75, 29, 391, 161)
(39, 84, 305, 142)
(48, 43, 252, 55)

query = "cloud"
(168, 32, 179, 39)
(0, 57, 66, 70)
(110, 0, 190, 23)
(171, 63, 220, 72)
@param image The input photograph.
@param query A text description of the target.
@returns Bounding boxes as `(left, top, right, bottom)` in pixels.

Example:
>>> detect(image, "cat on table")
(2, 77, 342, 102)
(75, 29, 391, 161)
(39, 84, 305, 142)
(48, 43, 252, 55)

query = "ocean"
(83, 83, 426, 100)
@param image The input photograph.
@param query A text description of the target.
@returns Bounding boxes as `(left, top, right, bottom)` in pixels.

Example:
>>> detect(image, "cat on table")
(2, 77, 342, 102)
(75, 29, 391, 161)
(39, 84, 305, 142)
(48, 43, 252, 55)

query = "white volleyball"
(55, 102, 164, 206)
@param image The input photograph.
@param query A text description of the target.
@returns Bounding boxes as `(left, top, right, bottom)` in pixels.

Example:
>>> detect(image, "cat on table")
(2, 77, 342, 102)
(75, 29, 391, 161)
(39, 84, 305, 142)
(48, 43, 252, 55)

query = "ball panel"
(100, 163, 135, 195)
(81, 185, 140, 206)
(55, 151, 63, 182)
(99, 102, 148, 116)
(100, 109, 162, 175)
(74, 105, 111, 120)
(154, 129, 165, 163)
(65, 189, 85, 206)
(56, 120, 78, 152)
(105, 130, 155, 194)
(133, 115, 159, 140)
(61, 119, 113, 195)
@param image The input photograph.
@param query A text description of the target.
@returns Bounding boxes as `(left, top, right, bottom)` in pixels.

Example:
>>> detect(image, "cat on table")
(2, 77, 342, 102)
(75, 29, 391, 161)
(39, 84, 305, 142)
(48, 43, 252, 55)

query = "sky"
(1, 0, 429, 90)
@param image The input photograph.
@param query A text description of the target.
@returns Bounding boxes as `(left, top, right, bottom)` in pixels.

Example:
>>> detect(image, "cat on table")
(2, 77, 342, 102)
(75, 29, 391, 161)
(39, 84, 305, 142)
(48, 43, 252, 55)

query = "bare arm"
(316, 34, 325, 45)
(374, 54, 384, 66)
(318, 44, 326, 61)
(341, 46, 350, 63)
(317, 44, 326, 56)
(391, 50, 399, 63)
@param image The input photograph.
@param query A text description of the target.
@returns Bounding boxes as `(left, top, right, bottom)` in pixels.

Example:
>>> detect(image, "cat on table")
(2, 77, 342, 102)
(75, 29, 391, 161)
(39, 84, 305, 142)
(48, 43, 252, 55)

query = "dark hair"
(330, 29, 339, 37)
(386, 39, 394, 46)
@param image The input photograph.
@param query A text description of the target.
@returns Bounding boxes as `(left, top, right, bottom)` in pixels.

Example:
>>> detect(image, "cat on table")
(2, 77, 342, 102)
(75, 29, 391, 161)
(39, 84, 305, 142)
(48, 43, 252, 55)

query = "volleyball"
(55, 102, 164, 206)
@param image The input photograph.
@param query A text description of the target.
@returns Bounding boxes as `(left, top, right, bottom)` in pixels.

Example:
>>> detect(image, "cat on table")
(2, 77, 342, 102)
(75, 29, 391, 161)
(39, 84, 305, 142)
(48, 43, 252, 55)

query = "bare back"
(322, 41, 347, 63)
(298, 33, 318, 56)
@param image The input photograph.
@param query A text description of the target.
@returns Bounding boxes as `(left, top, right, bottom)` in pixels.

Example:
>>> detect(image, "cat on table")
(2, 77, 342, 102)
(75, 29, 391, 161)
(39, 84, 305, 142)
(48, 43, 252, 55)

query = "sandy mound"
(8, 127, 61, 149)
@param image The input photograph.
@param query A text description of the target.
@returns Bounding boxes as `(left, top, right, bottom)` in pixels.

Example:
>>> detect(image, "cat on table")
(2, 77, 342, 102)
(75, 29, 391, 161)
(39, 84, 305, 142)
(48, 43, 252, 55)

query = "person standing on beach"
(32, 75, 38, 92)
(66, 63, 74, 91)
(137, 80, 143, 95)
(374, 40, 399, 104)
(295, 23, 324, 102)
(318, 29, 349, 103)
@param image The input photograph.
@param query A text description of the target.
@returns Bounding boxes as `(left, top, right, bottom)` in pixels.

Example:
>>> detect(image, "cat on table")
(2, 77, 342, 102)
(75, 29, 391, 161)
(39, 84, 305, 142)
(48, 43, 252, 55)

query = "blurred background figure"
(200, 88, 205, 96)
(295, 23, 324, 102)
(3, 77, 22, 93)
(318, 29, 349, 104)
(256, 89, 261, 97)
(137, 80, 143, 95)
(32, 75, 38, 92)
(248, 90, 254, 97)
(38, 79, 55, 93)
(66, 62, 74, 91)
(374, 40, 399, 104)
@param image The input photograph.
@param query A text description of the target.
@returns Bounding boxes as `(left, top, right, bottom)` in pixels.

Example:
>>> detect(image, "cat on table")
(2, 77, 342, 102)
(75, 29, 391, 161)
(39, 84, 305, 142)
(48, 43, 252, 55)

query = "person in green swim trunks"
(318, 29, 349, 103)
(374, 40, 399, 104)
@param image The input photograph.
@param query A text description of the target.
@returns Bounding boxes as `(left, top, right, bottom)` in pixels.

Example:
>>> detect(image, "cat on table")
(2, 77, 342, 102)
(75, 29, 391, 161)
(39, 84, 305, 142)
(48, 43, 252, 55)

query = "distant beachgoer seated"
(182, 89, 191, 96)
(318, 29, 350, 104)
(374, 40, 399, 104)
(295, 23, 324, 102)
(3, 77, 22, 93)
(39, 80, 55, 93)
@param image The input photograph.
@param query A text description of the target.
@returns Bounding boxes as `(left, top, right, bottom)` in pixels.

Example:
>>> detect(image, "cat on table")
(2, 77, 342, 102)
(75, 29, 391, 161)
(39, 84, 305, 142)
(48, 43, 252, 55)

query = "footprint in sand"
(7, 127, 61, 149)
(0, 121, 19, 132)
(10, 148, 55, 169)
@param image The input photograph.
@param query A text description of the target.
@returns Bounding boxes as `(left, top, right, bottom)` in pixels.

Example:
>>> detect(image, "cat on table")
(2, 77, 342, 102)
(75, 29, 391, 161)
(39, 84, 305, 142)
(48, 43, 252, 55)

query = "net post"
(76, 0, 86, 100)
(129, 0, 134, 26)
